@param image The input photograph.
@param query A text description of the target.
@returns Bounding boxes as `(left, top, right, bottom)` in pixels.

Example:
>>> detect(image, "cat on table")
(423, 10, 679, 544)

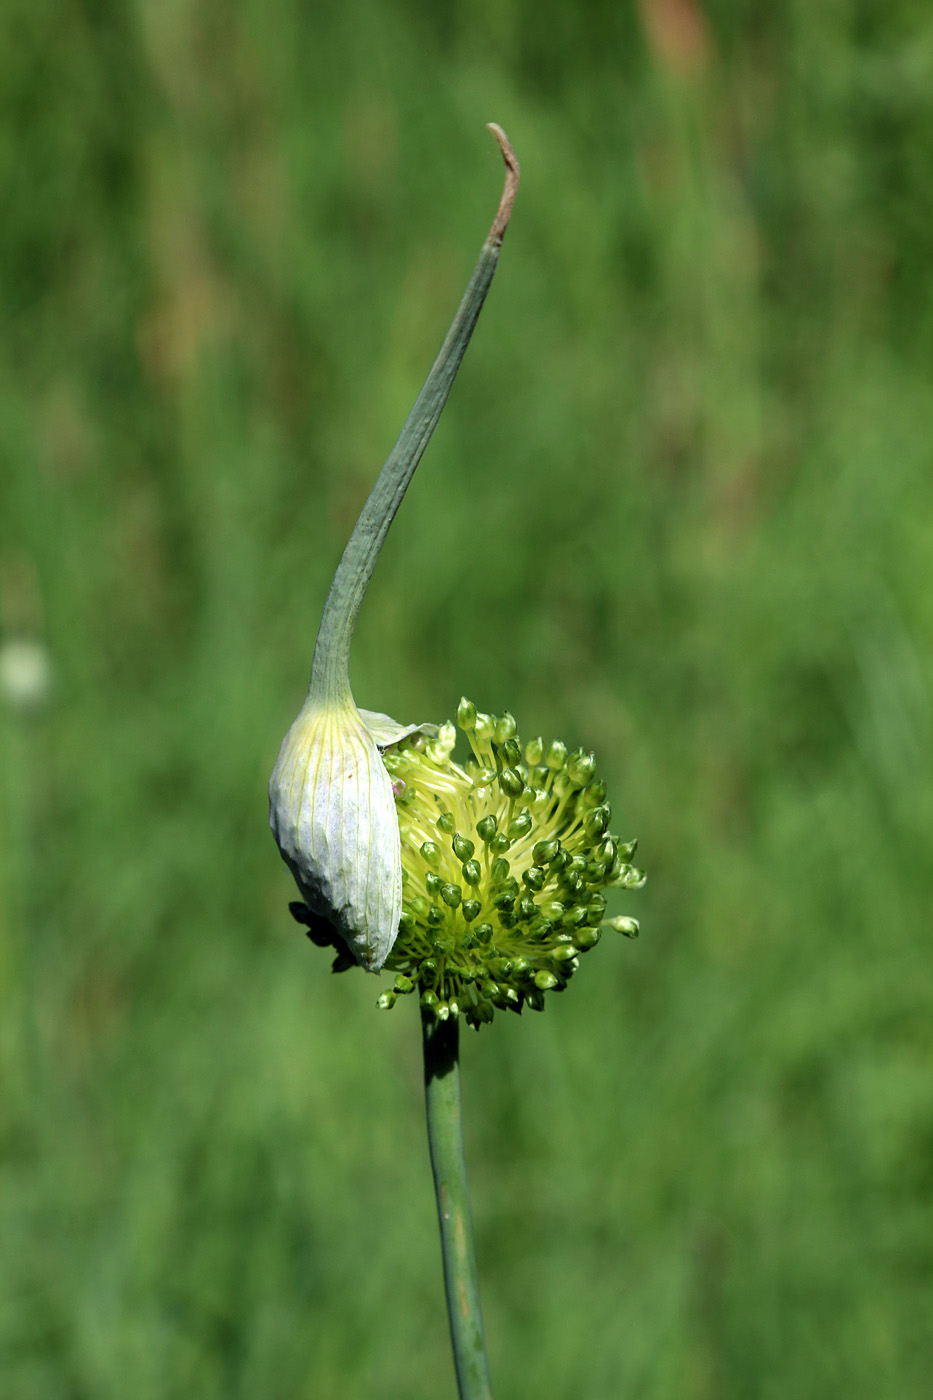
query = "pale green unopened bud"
(524, 736, 545, 766)
(495, 712, 518, 743)
(474, 711, 494, 742)
(457, 697, 477, 730)
(545, 739, 567, 771)
(567, 748, 596, 785)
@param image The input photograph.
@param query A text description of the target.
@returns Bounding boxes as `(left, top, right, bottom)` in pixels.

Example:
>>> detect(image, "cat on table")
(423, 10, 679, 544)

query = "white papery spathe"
(269, 700, 429, 971)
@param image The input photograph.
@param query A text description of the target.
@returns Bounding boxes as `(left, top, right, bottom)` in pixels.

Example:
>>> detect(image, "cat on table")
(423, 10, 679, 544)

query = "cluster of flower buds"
(291, 699, 644, 1029)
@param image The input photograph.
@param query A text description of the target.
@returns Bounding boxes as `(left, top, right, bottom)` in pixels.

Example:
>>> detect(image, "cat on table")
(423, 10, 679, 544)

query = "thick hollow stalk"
(423, 1014, 494, 1400)
(310, 125, 519, 706)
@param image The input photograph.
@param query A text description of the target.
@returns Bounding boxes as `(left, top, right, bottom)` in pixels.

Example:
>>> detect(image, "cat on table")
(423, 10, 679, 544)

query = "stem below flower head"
(423, 1013, 494, 1400)
(310, 125, 520, 707)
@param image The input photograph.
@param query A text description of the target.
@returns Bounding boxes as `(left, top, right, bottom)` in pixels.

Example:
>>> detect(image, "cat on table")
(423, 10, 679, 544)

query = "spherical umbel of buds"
(269, 126, 520, 972)
(365, 699, 642, 1029)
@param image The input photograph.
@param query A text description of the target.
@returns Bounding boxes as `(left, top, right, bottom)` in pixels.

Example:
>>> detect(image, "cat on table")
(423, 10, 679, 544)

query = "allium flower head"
(292, 699, 644, 1028)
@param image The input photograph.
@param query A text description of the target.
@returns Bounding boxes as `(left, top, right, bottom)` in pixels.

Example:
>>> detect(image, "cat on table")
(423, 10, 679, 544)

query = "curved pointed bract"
(269, 126, 519, 971)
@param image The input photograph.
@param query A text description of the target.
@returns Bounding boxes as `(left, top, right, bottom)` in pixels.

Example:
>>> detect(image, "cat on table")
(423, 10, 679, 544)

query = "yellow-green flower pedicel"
(270, 128, 644, 1025)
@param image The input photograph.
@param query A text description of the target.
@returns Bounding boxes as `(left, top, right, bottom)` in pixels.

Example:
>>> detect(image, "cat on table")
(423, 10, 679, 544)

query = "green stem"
(423, 1013, 494, 1400)
(310, 125, 520, 705)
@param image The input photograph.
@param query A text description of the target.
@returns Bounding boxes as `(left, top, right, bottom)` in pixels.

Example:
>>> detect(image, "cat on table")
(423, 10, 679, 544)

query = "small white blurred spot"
(0, 637, 54, 713)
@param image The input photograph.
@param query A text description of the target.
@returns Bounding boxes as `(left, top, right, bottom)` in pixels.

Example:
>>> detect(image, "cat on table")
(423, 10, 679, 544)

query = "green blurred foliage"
(2, 1, 932, 1395)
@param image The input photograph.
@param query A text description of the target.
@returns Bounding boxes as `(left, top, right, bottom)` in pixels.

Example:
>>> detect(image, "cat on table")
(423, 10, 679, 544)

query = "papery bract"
(269, 700, 428, 970)
(269, 126, 519, 971)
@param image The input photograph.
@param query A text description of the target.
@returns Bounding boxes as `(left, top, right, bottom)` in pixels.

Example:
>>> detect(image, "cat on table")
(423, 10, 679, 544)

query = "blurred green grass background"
(2, 1, 932, 1396)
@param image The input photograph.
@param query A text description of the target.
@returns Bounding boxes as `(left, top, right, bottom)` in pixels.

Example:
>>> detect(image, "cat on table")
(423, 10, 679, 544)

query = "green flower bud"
(431, 723, 457, 759)
(457, 697, 477, 731)
(567, 749, 596, 785)
(618, 866, 647, 890)
(581, 778, 608, 809)
(452, 833, 475, 861)
(609, 916, 640, 938)
(584, 806, 611, 840)
(544, 739, 567, 771)
(501, 736, 522, 766)
(525, 736, 545, 766)
(476, 814, 498, 843)
(474, 712, 494, 742)
(499, 767, 525, 797)
(495, 712, 518, 743)
(462, 859, 482, 886)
